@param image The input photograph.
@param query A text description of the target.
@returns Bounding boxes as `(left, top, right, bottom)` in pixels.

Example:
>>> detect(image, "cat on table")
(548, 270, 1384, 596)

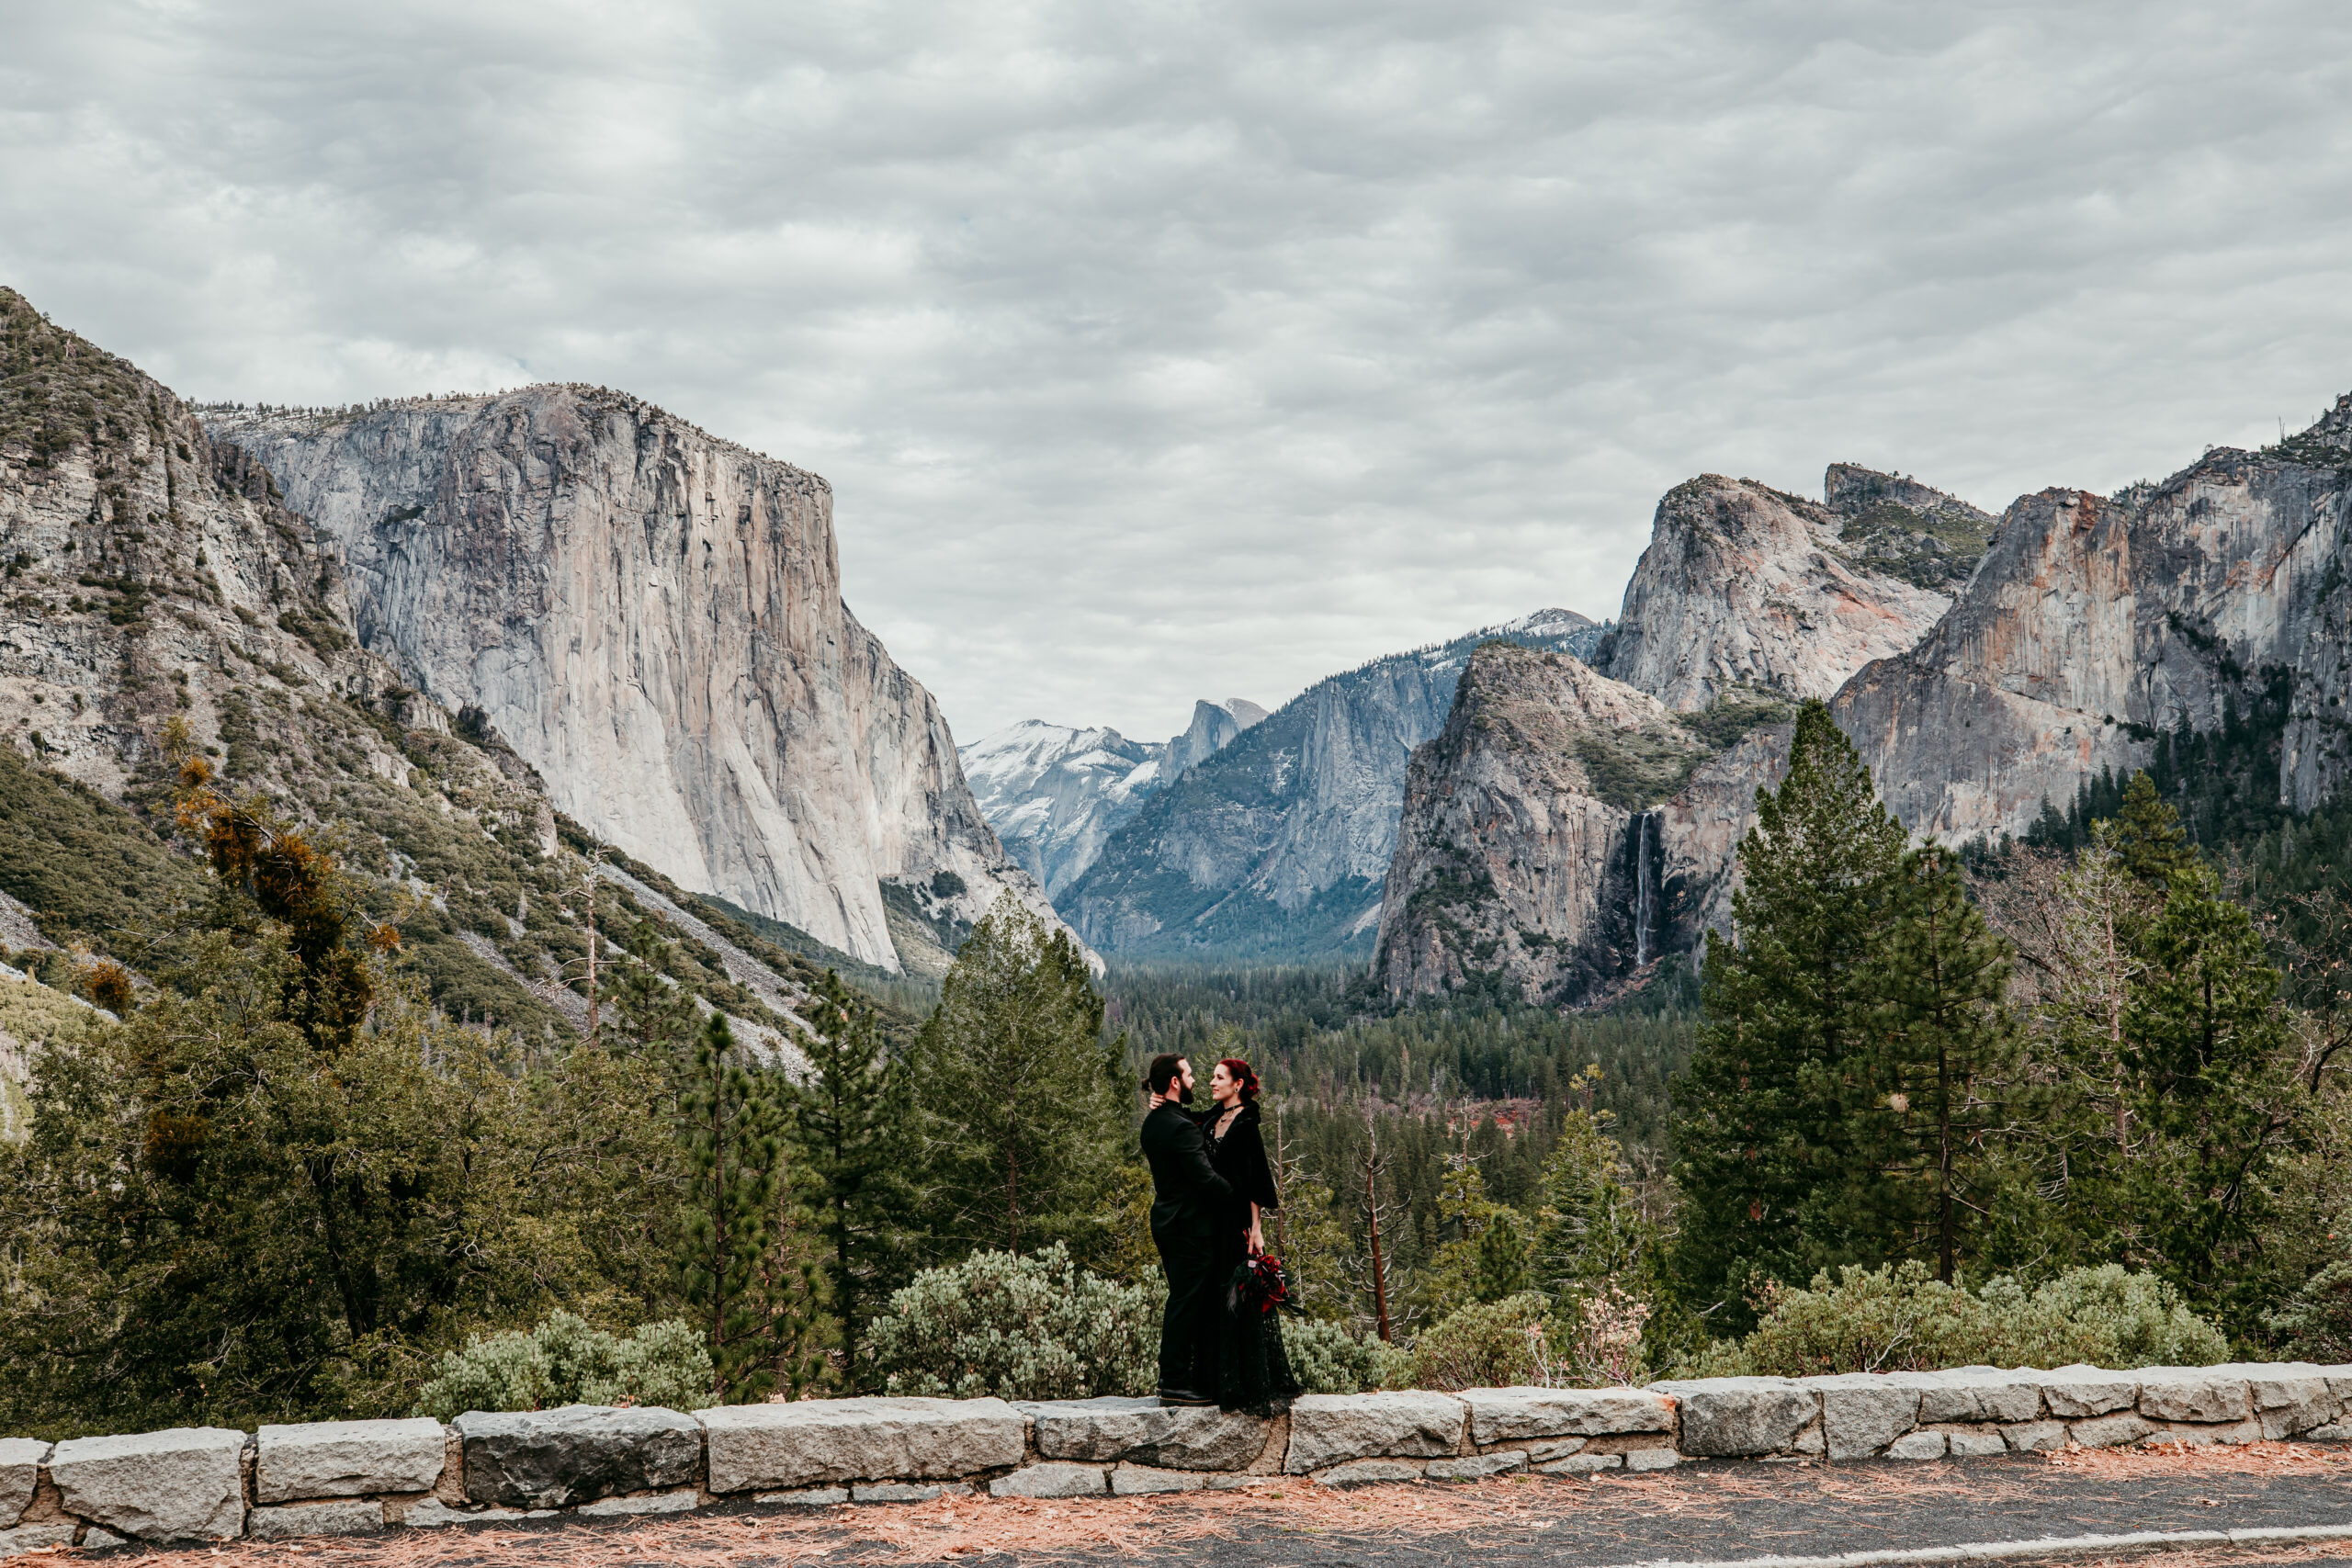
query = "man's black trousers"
(1152, 1222, 1218, 1394)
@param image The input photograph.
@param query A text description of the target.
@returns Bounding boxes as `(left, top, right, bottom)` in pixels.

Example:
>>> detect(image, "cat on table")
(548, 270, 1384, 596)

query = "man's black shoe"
(1156, 1387, 1216, 1406)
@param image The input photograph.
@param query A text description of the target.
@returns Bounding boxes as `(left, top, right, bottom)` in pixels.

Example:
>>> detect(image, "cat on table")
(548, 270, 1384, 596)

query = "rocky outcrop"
(1838, 400, 2352, 840)
(1063, 611, 1600, 962)
(1371, 642, 1765, 1005)
(1160, 698, 1265, 784)
(1822, 465, 1997, 592)
(1598, 472, 1964, 711)
(205, 390, 1062, 972)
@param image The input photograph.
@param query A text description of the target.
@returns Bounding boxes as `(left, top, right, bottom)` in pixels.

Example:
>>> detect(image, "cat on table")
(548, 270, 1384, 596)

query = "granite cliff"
(0, 287, 838, 1066)
(1838, 398, 2352, 840)
(1372, 643, 1787, 1005)
(1060, 610, 1602, 962)
(205, 389, 1064, 974)
(1376, 412, 2352, 1007)
(1595, 468, 1984, 711)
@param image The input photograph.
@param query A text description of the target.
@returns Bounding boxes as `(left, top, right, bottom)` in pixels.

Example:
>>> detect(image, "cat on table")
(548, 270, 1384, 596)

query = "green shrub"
(2265, 1259, 2352, 1363)
(1283, 1319, 1411, 1394)
(413, 1312, 716, 1418)
(862, 1244, 1156, 1400)
(1407, 1292, 1555, 1391)
(1692, 1262, 2227, 1377)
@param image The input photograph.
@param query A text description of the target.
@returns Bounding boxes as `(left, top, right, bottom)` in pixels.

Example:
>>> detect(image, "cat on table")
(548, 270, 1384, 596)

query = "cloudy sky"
(5, 2, 2349, 744)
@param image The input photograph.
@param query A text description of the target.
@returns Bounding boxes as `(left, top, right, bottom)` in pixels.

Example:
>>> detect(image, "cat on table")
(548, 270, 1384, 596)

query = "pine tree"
(1872, 845, 2024, 1281)
(1533, 1089, 1656, 1303)
(1669, 700, 1911, 1323)
(779, 969, 916, 1377)
(909, 897, 1131, 1263)
(677, 1012, 789, 1401)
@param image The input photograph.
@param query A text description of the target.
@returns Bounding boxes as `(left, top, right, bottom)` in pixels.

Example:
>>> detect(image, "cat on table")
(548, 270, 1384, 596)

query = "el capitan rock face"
(1597, 471, 1968, 712)
(1838, 403, 2352, 842)
(206, 390, 1060, 972)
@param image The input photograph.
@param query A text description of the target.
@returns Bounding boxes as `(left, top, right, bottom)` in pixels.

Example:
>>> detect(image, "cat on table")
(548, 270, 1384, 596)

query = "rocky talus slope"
(205, 390, 1065, 974)
(1838, 399, 2352, 840)
(1372, 642, 1785, 1005)
(1061, 610, 1601, 962)
(0, 287, 863, 1084)
(1596, 469, 1971, 711)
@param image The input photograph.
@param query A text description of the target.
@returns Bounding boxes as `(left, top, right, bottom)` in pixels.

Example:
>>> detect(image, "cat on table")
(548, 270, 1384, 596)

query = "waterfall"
(1634, 810, 1655, 968)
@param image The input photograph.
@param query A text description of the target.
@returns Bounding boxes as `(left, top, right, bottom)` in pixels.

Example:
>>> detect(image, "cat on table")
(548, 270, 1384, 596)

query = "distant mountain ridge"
(1049, 610, 1604, 963)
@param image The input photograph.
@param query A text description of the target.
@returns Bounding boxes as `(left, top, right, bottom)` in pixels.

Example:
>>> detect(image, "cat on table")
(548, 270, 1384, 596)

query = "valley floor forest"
(2, 695, 2348, 1437)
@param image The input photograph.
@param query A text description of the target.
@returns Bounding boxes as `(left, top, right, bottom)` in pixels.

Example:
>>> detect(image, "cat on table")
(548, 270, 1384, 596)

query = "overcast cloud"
(4, 1, 2349, 742)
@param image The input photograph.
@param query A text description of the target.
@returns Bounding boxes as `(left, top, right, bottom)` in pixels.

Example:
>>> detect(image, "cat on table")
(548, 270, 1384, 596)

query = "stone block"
(454, 1405, 700, 1509)
(1622, 1448, 1679, 1472)
(1919, 1370, 2042, 1426)
(1458, 1388, 1674, 1446)
(1021, 1396, 1268, 1470)
(1792, 1422, 1825, 1456)
(577, 1491, 701, 1517)
(1312, 1459, 1423, 1485)
(1647, 1379, 1818, 1458)
(2038, 1366, 2140, 1418)
(2070, 1412, 2155, 1448)
(1537, 1453, 1621, 1475)
(755, 1488, 849, 1506)
(2137, 1369, 2252, 1424)
(248, 1502, 385, 1539)
(1524, 1438, 1586, 1462)
(2140, 1418, 2263, 1448)
(2209, 1363, 2342, 1438)
(1284, 1393, 1467, 1474)
(1801, 1373, 1931, 1461)
(2003, 1421, 2069, 1453)
(256, 1417, 447, 1503)
(1942, 1427, 2007, 1458)
(0, 1440, 47, 1530)
(853, 1483, 944, 1503)
(46, 1427, 246, 1543)
(82, 1529, 128, 1549)
(704, 1398, 1024, 1493)
(399, 1499, 560, 1527)
(0, 1525, 78, 1554)
(1204, 1473, 1274, 1490)
(1111, 1465, 1204, 1495)
(1884, 1430, 1947, 1460)
(2307, 1424, 2350, 1441)
(1426, 1452, 1527, 1481)
(989, 1463, 1107, 1499)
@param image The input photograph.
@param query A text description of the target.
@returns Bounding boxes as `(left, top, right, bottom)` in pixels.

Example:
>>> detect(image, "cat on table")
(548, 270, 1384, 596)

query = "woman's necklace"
(1216, 1104, 1240, 1139)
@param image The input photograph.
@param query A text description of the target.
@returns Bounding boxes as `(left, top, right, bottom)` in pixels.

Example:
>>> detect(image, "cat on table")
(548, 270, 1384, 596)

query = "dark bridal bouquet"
(1231, 1252, 1298, 1316)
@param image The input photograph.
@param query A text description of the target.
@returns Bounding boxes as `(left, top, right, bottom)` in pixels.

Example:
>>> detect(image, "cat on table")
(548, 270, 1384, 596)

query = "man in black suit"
(1140, 1052, 1231, 1406)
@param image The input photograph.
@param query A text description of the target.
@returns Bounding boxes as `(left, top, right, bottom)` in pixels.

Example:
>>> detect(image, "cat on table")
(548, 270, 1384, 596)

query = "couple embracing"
(1139, 1052, 1301, 1415)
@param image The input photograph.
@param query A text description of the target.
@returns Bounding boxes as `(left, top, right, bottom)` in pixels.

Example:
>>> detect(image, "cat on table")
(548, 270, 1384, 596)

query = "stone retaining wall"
(4, 1363, 2346, 1551)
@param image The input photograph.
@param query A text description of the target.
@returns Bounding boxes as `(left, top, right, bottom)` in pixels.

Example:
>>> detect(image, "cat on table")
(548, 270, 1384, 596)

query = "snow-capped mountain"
(958, 722, 1165, 897)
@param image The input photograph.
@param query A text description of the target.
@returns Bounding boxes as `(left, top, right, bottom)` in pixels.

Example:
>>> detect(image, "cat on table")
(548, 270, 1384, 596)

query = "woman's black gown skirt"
(1216, 1258, 1301, 1416)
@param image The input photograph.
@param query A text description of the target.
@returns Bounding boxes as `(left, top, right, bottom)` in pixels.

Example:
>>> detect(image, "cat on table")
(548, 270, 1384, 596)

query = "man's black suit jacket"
(1141, 1101, 1233, 1239)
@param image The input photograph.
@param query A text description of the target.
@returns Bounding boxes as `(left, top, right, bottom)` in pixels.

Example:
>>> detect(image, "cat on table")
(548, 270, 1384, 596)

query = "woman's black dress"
(1204, 1100, 1300, 1416)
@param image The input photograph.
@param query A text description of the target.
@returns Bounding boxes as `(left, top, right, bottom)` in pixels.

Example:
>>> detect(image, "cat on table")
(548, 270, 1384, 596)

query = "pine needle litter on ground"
(2047, 1440, 2352, 1480)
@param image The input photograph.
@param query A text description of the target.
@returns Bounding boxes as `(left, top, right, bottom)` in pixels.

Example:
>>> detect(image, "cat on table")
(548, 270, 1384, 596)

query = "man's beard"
(1176, 1081, 1194, 1104)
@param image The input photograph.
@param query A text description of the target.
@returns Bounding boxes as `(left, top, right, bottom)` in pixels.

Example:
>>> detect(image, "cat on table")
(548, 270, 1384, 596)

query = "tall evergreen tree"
(1669, 700, 1911, 1324)
(1873, 845, 2024, 1280)
(677, 1012, 791, 1401)
(780, 969, 916, 1378)
(909, 897, 1131, 1263)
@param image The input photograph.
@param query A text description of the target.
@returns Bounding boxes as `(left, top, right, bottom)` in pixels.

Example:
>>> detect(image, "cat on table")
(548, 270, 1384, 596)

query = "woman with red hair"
(1202, 1055, 1296, 1414)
